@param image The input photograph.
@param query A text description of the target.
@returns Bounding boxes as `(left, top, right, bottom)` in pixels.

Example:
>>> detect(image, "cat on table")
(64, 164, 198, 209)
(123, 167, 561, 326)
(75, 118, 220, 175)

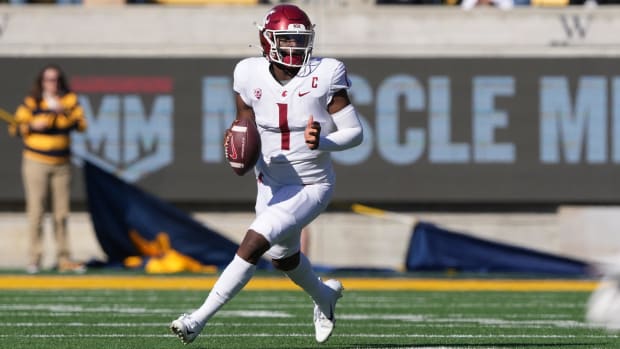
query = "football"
(224, 118, 261, 176)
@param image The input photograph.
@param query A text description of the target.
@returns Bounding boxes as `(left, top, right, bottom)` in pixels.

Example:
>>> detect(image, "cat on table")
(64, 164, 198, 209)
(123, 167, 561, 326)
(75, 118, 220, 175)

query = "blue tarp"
(84, 161, 270, 270)
(406, 222, 589, 275)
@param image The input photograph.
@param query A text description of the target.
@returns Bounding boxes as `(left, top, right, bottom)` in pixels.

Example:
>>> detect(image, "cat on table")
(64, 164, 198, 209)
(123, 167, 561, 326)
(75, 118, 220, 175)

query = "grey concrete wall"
(6, 207, 618, 271)
(0, 4, 618, 57)
(0, 209, 585, 270)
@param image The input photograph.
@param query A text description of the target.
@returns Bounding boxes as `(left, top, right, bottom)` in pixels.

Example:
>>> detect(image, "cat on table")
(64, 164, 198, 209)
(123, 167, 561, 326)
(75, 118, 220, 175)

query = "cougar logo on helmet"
(264, 10, 275, 25)
(257, 5, 315, 68)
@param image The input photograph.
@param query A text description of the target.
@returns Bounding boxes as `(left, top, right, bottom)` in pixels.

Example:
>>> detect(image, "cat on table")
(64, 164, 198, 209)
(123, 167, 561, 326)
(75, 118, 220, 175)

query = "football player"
(170, 4, 363, 345)
(586, 262, 620, 331)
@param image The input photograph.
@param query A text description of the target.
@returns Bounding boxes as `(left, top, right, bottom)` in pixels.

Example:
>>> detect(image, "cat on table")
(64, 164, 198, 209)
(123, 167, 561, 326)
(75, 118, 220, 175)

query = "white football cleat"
(170, 313, 204, 345)
(313, 279, 344, 343)
(586, 278, 620, 331)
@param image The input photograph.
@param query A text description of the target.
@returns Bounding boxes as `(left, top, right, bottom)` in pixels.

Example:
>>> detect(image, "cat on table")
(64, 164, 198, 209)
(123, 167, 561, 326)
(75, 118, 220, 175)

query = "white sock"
(283, 253, 332, 314)
(191, 254, 256, 326)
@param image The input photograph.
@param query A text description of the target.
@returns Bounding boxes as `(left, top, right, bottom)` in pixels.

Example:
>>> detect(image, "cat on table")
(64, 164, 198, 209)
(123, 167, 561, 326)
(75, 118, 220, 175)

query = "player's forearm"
(318, 104, 363, 151)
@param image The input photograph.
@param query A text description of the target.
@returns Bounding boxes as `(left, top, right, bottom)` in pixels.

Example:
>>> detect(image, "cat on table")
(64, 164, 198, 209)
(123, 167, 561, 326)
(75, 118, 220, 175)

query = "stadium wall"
(0, 4, 618, 57)
(1, 4, 620, 269)
(3, 207, 619, 270)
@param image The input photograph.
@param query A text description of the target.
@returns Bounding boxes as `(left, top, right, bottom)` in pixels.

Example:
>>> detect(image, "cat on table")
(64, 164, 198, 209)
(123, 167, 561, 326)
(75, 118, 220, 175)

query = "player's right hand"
(224, 129, 232, 149)
(223, 120, 238, 148)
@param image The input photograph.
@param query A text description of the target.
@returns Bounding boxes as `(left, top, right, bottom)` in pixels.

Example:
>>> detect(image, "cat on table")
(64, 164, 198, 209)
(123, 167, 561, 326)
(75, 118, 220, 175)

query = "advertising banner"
(1, 58, 618, 203)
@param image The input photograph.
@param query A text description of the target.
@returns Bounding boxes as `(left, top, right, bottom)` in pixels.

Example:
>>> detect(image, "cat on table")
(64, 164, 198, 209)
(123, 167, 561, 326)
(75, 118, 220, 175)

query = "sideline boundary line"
(0, 276, 599, 291)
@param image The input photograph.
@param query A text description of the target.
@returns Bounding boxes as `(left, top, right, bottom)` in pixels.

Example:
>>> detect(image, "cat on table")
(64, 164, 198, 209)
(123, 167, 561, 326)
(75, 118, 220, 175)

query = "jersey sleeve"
(233, 59, 252, 106)
(64, 93, 87, 132)
(327, 60, 351, 104)
(9, 97, 35, 137)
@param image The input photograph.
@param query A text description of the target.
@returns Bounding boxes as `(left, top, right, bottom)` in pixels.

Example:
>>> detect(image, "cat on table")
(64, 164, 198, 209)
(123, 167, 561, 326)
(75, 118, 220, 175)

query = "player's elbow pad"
(319, 104, 363, 151)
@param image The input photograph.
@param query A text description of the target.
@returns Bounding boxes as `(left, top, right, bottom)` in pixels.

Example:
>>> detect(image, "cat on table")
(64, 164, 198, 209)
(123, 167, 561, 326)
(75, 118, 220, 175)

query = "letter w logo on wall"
(560, 14, 592, 40)
(71, 76, 174, 182)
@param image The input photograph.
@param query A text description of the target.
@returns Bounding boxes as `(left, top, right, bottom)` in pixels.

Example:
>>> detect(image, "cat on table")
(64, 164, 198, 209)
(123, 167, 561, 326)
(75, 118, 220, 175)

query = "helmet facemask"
(261, 27, 314, 68)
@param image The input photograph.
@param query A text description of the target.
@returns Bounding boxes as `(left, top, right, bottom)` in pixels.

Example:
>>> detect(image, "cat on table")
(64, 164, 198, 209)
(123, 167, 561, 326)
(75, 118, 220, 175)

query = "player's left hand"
(304, 115, 321, 150)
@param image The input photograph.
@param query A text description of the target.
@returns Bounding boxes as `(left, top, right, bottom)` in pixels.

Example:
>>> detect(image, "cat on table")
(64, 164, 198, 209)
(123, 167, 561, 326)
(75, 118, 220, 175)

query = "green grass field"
(0, 279, 618, 349)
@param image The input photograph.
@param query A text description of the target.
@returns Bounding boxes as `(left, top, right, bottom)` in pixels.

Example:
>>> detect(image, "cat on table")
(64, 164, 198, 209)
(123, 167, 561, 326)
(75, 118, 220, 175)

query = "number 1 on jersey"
(277, 103, 290, 150)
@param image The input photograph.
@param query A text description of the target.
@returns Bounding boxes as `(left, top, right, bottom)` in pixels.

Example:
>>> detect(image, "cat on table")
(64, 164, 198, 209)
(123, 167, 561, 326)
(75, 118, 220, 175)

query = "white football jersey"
(234, 56, 350, 185)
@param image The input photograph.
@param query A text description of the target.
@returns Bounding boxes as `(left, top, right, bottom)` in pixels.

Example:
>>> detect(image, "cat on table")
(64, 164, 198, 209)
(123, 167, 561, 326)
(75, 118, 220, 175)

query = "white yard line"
(0, 333, 617, 339)
(0, 302, 584, 310)
(1, 322, 316, 327)
(338, 314, 592, 328)
(0, 304, 293, 318)
(0, 302, 595, 329)
(0, 321, 597, 330)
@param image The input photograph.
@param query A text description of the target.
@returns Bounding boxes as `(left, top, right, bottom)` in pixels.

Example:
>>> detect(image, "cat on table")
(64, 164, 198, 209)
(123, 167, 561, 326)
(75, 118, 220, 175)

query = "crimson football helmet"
(258, 5, 315, 68)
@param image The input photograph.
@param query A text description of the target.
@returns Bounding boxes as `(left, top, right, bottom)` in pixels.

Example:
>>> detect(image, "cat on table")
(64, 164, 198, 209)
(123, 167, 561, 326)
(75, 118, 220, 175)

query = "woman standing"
(9, 64, 87, 273)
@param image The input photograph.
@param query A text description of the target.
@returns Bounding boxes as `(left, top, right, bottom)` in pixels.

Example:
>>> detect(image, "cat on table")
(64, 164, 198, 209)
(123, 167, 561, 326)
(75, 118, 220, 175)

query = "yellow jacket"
(9, 92, 87, 165)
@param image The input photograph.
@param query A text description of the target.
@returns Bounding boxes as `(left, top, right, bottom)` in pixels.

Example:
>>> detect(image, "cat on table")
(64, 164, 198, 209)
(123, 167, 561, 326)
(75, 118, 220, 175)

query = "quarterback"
(171, 4, 363, 345)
